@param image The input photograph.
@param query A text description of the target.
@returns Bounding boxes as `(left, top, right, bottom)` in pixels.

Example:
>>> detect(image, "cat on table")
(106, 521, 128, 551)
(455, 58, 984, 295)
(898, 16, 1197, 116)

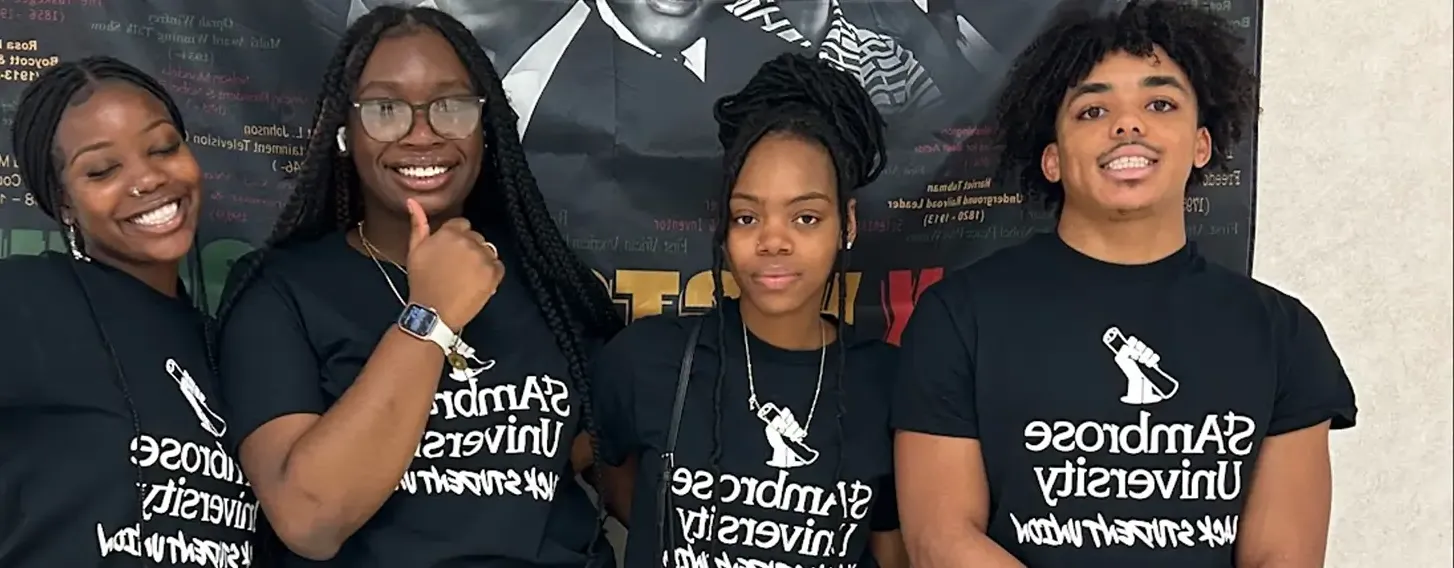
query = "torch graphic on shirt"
(166, 358, 228, 438)
(757, 403, 820, 469)
(1102, 326, 1181, 405)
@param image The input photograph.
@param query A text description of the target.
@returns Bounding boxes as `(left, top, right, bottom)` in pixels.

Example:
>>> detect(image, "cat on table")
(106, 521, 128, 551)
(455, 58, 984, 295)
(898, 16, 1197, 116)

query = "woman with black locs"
(592, 53, 908, 568)
(3, 57, 256, 566)
(214, 6, 621, 568)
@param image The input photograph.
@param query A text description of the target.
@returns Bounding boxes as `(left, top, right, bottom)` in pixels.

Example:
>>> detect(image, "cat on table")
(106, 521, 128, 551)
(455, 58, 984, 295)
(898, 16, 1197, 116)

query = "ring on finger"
(482, 241, 499, 258)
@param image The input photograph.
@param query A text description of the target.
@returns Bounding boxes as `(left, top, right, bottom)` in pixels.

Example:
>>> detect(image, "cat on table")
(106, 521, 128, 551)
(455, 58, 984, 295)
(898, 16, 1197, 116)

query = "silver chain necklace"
(743, 318, 826, 435)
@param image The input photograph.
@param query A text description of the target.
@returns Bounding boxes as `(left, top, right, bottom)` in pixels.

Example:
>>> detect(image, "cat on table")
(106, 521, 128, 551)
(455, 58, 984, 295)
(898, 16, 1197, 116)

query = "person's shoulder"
(919, 232, 1050, 303)
(843, 323, 896, 373)
(1183, 259, 1316, 325)
(0, 253, 74, 295)
(223, 234, 347, 294)
(609, 313, 706, 350)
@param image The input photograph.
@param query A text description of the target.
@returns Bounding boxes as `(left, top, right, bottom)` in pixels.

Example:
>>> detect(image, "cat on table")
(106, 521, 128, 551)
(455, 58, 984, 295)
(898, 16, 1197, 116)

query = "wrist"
(396, 303, 460, 354)
(405, 297, 463, 331)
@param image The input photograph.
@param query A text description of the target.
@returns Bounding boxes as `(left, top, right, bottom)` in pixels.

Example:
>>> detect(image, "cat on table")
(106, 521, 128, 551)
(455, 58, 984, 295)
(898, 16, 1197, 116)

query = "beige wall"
(1256, 0, 1453, 565)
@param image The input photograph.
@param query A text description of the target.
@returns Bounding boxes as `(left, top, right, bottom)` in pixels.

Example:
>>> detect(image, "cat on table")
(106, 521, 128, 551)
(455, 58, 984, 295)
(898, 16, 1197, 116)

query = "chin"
(130, 239, 196, 265)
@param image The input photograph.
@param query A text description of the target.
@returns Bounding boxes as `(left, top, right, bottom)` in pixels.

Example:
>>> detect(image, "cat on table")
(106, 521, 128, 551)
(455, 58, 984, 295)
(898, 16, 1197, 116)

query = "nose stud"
(129, 187, 142, 198)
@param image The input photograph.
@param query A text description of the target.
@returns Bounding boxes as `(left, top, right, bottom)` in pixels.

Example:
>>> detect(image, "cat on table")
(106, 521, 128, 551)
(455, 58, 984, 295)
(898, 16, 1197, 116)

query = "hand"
(402, 198, 505, 329)
(766, 407, 808, 444)
(1115, 335, 1160, 368)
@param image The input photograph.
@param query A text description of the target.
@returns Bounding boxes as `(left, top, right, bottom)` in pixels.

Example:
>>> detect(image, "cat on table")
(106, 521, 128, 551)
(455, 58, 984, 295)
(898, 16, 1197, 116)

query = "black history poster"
(0, 0, 1260, 341)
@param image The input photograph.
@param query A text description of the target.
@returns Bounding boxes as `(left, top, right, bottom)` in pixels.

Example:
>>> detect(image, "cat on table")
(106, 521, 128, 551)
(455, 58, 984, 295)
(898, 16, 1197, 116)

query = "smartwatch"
(397, 303, 467, 368)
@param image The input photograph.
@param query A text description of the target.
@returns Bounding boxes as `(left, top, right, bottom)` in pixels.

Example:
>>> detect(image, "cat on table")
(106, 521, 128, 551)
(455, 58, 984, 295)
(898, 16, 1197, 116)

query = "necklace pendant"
(447, 351, 469, 370)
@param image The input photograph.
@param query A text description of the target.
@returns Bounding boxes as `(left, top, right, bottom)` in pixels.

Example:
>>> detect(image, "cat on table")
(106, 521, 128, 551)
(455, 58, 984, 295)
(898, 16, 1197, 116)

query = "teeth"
(1105, 156, 1153, 170)
(396, 166, 450, 178)
(130, 201, 180, 226)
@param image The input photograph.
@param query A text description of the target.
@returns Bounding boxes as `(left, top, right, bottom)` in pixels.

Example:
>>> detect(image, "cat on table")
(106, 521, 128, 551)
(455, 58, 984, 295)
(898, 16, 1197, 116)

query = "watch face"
(399, 305, 439, 337)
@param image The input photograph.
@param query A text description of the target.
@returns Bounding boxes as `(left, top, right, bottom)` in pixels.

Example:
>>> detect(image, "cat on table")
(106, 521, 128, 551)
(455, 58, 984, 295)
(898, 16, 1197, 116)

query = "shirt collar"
(593, 0, 708, 81)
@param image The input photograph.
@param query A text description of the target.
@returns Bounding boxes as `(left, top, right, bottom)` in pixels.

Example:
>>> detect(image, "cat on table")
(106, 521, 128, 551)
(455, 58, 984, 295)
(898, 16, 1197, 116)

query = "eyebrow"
(67, 118, 171, 167)
(730, 191, 834, 205)
(1065, 75, 1189, 106)
(356, 79, 473, 97)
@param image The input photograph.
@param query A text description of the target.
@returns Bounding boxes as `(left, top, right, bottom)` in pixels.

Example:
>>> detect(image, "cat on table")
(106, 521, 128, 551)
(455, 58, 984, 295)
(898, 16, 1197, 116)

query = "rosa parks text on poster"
(0, 234, 863, 321)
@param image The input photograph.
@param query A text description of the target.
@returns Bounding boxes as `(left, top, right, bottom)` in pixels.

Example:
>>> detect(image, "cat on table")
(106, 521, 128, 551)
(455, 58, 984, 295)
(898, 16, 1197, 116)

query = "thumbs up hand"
(403, 198, 505, 329)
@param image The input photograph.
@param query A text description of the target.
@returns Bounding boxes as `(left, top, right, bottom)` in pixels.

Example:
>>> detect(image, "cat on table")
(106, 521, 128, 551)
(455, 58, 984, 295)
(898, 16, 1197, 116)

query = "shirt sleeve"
(216, 264, 326, 452)
(1267, 298, 1358, 436)
(890, 283, 979, 438)
(870, 474, 900, 532)
(590, 327, 643, 468)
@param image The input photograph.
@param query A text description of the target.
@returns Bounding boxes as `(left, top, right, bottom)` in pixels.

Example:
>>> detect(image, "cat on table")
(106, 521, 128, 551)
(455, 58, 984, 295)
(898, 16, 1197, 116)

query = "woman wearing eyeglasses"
(214, 7, 622, 567)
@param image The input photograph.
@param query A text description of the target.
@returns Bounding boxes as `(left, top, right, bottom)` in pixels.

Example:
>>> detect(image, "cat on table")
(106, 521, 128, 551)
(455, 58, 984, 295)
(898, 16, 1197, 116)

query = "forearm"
(279, 329, 443, 542)
(599, 457, 637, 526)
(906, 525, 1025, 568)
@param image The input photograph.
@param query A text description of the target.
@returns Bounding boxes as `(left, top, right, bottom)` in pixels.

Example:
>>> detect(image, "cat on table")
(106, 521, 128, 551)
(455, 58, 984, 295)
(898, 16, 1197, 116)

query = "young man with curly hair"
(890, 1, 1358, 567)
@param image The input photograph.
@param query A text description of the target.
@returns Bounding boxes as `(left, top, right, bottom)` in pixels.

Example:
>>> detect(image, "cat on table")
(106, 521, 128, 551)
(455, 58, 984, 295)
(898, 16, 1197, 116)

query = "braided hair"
(704, 52, 886, 561)
(213, 5, 623, 555)
(992, 0, 1259, 211)
(11, 56, 209, 567)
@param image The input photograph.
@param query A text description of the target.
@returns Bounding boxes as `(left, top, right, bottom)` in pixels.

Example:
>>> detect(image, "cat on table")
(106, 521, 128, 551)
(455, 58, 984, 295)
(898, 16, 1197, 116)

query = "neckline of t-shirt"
(1034, 230, 1199, 282)
(719, 298, 848, 367)
(327, 225, 516, 269)
(45, 252, 204, 317)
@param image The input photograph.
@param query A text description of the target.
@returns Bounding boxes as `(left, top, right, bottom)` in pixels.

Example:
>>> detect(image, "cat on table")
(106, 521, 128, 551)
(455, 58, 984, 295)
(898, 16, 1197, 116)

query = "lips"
(125, 196, 187, 234)
(751, 270, 803, 291)
(1099, 145, 1159, 182)
(646, 0, 699, 17)
(387, 161, 458, 192)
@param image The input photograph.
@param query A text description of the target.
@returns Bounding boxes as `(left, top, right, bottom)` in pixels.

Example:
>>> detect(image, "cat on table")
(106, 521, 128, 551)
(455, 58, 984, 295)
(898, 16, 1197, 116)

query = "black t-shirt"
(217, 231, 600, 568)
(891, 232, 1358, 567)
(592, 300, 899, 568)
(0, 252, 258, 567)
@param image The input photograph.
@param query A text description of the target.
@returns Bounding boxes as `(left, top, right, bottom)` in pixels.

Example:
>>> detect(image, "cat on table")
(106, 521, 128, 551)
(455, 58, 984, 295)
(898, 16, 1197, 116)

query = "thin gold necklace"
(357, 221, 407, 306)
(356, 221, 488, 371)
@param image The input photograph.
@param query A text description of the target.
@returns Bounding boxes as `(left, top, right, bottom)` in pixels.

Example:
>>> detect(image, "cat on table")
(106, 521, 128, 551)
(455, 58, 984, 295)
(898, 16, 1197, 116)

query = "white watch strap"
(424, 319, 459, 354)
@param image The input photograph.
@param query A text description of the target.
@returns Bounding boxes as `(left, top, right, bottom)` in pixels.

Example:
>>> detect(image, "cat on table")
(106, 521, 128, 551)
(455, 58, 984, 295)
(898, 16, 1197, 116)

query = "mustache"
(1098, 140, 1163, 162)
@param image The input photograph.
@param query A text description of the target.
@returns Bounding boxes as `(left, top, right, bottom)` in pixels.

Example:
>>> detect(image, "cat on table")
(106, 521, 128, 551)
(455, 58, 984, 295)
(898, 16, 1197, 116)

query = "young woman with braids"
(893, 2, 1356, 567)
(214, 6, 622, 567)
(1, 56, 257, 566)
(590, 53, 909, 568)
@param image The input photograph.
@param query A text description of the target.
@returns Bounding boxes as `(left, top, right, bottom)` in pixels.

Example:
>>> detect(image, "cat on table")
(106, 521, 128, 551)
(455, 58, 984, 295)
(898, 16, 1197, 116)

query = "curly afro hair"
(992, 0, 1259, 211)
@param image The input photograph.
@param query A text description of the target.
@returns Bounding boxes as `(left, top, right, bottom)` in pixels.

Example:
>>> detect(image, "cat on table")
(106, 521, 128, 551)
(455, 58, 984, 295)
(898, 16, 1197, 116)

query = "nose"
(132, 161, 169, 196)
(755, 219, 794, 256)
(398, 106, 442, 147)
(1111, 110, 1146, 139)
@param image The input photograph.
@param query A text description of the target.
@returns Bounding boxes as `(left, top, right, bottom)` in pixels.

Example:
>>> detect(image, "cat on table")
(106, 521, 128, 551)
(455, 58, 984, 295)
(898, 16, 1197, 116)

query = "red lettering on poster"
(880, 267, 944, 345)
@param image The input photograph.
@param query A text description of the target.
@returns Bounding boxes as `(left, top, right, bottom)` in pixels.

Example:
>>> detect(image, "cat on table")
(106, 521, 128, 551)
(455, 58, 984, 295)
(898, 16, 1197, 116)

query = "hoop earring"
(65, 222, 90, 262)
(336, 126, 348, 154)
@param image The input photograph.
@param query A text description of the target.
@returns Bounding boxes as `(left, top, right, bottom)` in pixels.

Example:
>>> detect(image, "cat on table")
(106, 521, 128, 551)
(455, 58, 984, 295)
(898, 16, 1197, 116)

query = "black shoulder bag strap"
(657, 317, 704, 553)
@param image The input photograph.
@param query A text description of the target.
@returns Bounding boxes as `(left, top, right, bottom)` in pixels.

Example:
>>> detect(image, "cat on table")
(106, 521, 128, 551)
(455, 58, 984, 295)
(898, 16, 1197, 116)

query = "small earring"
(846, 240, 854, 251)
(65, 222, 89, 262)
(336, 126, 348, 154)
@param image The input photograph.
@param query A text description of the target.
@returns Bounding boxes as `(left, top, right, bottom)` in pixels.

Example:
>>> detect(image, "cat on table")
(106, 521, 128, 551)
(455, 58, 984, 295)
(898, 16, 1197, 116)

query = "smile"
(1100, 156, 1158, 181)
(646, 0, 699, 17)
(389, 164, 456, 191)
(126, 198, 185, 234)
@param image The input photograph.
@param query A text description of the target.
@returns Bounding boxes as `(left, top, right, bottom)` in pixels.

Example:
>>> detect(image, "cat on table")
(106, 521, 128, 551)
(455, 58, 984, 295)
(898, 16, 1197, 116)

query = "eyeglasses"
(351, 95, 487, 142)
